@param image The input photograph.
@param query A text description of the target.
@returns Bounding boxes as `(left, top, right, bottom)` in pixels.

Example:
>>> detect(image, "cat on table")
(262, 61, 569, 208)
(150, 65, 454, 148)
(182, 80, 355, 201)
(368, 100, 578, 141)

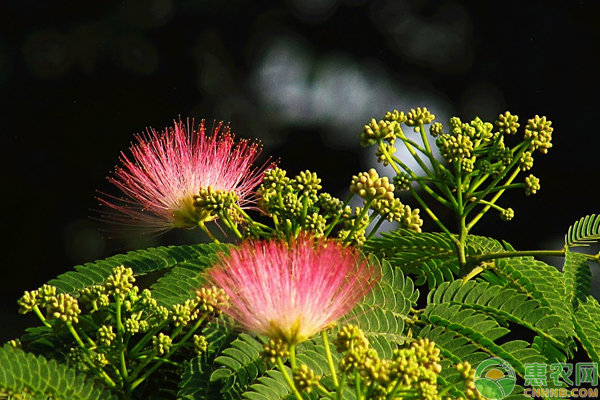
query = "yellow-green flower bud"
(318, 192, 344, 217)
(350, 169, 395, 201)
(293, 364, 321, 393)
(436, 133, 474, 162)
(98, 325, 116, 346)
(524, 115, 553, 154)
(393, 172, 411, 191)
(194, 186, 239, 213)
(429, 122, 443, 137)
(47, 293, 80, 324)
(470, 117, 494, 141)
(17, 290, 39, 314)
(525, 174, 540, 195)
(153, 333, 172, 355)
(171, 303, 192, 327)
(500, 208, 514, 221)
(94, 352, 109, 367)
(400, 206, 423, 233)
(261, 338, 290, 364)
(384, 110, 407, 123)
(519, 151, 534, 171)
(124, 318, 140, 334)
(38, 285, 57, 307)
(360, 118, 397, 147)
(105, 265, 135, 297)
(194, 335, 208, 355)
(78, 285, 107, 310)
(496, 111, 520, 135)
(406, 107, 435, 131)
(334, 324, 369, 353)
(196, 286, 228, 316)
(293, 170, 322, 198)
(375, 142, 396, 166)
(373, 198, 405, 223)
(303, 213, 327, 237)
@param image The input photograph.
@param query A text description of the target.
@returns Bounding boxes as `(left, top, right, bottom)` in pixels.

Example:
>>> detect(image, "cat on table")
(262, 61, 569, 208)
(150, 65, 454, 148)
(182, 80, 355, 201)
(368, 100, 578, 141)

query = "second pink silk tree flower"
(205, 236, 380, 345)
(99, 119, 269, 232)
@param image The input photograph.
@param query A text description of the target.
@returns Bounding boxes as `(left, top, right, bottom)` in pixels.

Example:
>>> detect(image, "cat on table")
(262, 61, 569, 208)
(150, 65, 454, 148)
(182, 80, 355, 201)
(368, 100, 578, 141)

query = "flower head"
(99, 119, 269, 232)
(205, 236, 379, 345)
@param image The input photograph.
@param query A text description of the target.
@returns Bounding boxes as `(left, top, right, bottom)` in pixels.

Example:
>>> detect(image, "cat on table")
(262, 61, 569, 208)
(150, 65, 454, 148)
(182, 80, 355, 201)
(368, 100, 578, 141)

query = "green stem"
(470, 183, 525, 197)
(276, 356, 303, 400)
(457, 215, 468, 272)
(465, 166, 521, 230)
(321, 331, 339, 387)
(336, 374, 347, 400)
(114, 295, 129, 381)
(66, 321, 118, 389)
(323, 194, 354, 237)
(417, 124, 457, 204)
(32, 305, 52, 328)
(130, 316, 205, 391)
(354, 369, 363, 400)
(408, 188, 455, 241)
(289, 344, 297, 371)
(381, 142, 453, 208)
(366, 215, 386, 240)
(129, 324, 165, 357)
(342, 200, 372, 246)
(232, 204, 272, 230)
(198, 221, 220, 243)
(395, 127, 435, 179)
(462, 249, 566, 274)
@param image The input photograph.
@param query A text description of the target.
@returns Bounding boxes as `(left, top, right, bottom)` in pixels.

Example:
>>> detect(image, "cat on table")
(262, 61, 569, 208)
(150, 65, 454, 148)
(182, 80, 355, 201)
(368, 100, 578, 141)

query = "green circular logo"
(474, 357, 517, 399)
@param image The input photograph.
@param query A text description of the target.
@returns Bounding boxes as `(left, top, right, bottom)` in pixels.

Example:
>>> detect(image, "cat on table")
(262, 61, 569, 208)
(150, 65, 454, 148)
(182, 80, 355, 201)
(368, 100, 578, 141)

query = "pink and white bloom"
(99, 119, 268, 232)
(205, 236, 379, 344)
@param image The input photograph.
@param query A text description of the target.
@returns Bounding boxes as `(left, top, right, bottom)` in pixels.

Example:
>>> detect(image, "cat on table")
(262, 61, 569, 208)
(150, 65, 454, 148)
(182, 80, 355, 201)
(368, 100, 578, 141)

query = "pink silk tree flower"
(204, 236, 379, 345)
(98, 119, 269, 233)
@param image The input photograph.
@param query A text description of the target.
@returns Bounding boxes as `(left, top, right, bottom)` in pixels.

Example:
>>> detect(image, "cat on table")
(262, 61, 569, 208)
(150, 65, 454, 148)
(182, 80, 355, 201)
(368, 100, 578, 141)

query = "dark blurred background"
(2, 0, 600, 342)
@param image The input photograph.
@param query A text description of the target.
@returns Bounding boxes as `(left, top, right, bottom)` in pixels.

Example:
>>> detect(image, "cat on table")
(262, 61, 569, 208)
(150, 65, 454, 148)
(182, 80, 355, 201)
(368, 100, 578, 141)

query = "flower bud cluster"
(524, 174, 540, 196)
(455, 361, 483, 399)
(293, 364, 321, 394)
(334, 326, 452, 400)
(152, 333, 172, 355)
(256, 167, 347, 238)
(194, 186, 239, 214)
(524, 115, 553, 154)
(350, 169, 394, 202)
(16, 264, 221, 389)
(406, 107, 435, 132)
(348, 169, 423, 233)
(195, 286, 228, 316)
(261, 338, 290, 364)
(360, 118, 398, 147)
(105, 265, 135, 298)
(47, 293, 81, 324)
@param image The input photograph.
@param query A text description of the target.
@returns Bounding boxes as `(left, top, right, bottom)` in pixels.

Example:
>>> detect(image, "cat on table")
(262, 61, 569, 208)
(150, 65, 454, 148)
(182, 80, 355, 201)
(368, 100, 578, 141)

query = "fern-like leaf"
(0, 345, 117, 400)
(428, 280, 572, 362)
(563, 248, 591, 309)
(341, 259, 418, 357)
(210, 333, 266, 397)
(418, 304, 566, 398)
(572, 295, 600, 363)
(364, 230, 458, 287)
(47, 243, 229, 296)
(565, 214, 600, 247)
(150, 246, 230, 307)
(365, 230, 506, 288)
(483, 256, 577, 358)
